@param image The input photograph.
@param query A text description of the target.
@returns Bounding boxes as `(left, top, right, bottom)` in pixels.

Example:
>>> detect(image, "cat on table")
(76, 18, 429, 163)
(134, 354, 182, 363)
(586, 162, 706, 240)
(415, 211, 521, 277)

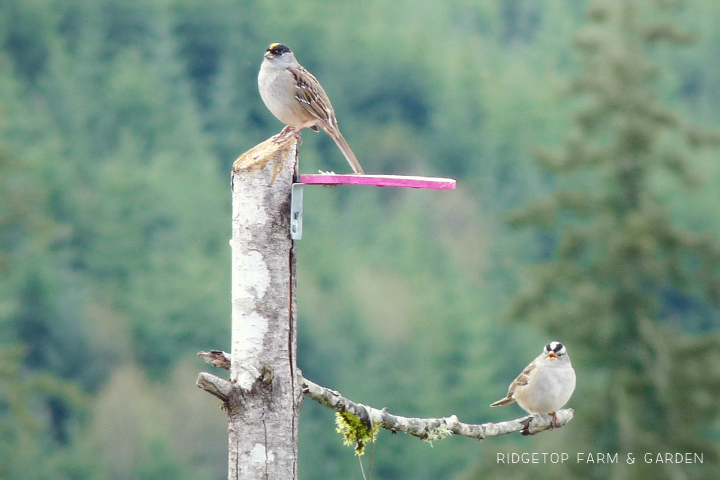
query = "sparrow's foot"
(520, 417, 533, 436)
(274, 126, 302, 144)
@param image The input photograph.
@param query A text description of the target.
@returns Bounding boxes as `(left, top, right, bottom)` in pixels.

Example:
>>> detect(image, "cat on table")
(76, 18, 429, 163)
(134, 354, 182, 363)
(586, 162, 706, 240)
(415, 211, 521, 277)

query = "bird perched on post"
(258, 43, 364, 175)
(491, 341, 576, 426)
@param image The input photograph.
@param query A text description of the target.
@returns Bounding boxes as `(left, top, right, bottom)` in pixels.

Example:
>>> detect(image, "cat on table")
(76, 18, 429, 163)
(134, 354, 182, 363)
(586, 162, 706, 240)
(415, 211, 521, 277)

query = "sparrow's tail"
(323, 126, 364, 175)
(490, 396, 516, 407)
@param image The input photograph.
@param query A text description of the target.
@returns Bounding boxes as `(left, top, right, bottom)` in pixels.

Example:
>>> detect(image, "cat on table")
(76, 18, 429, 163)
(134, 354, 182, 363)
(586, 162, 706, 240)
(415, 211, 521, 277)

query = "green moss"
(335, 411, 379, 456)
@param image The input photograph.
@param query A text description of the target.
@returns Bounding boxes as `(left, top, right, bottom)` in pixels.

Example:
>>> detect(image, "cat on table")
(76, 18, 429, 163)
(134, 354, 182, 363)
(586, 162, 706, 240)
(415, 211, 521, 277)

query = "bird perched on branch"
(258, 43, 364, 175)
(491, 341, 576, 426)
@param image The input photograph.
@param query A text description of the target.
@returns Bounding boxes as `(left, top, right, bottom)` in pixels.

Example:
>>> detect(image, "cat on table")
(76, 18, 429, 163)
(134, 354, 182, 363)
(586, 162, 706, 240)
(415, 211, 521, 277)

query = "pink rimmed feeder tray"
(299, 174, 456, 190)
(291, 174, 456, 240)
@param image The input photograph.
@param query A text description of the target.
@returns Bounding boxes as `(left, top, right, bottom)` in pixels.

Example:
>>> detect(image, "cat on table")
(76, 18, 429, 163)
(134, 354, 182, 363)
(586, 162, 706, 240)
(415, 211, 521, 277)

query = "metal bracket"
(290, 183, 304, 240)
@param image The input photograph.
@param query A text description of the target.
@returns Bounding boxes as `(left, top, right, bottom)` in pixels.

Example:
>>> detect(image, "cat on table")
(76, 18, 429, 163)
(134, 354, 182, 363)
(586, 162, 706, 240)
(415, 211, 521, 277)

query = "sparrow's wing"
(289, 66, 337, 128)
(289, 65, 363, 174)
(490, 361, 536, 407)
(510, 361, 535, 390)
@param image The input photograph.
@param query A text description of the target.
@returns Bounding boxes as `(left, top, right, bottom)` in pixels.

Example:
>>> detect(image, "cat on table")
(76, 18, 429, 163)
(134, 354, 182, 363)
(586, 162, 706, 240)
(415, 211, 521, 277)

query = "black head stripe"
(268, 43, 291, 55)
(546, 341, 566, 355)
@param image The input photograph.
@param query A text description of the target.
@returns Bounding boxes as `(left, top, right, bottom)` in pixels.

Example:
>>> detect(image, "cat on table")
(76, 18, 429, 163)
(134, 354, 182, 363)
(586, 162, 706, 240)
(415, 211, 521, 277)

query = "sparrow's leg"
(274, 126, 304, 144)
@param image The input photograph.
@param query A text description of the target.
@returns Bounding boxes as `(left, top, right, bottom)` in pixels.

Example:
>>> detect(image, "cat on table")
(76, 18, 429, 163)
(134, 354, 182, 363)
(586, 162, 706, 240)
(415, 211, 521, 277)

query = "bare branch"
(302, 377, 572, 440)
(196, 371, 232, 404)
(197, 350, 231, 370)
(197, 350, 573, 440)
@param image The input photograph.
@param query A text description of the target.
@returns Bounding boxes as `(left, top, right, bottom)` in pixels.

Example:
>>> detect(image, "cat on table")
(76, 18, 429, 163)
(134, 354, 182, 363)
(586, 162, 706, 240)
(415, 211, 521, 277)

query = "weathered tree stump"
(198, 135, 302, 479)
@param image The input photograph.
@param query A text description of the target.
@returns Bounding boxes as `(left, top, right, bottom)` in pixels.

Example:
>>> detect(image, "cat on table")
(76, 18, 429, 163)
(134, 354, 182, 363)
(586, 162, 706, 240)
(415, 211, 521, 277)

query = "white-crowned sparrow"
(491, 341, 576, 424)
(258, 43, 364, 175)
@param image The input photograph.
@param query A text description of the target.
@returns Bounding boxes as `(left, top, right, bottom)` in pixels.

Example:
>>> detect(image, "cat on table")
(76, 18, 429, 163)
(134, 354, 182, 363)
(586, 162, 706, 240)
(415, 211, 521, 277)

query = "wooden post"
(198, 136, 302, 479)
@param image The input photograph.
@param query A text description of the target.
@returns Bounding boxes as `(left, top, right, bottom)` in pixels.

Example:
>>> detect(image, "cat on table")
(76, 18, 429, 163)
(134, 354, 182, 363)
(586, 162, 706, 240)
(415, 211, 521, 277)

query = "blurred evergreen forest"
(1, 0, 719, 478)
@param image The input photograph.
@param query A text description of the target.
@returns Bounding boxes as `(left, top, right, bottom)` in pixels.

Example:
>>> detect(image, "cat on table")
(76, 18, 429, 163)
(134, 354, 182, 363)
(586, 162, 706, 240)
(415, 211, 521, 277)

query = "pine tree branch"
(197, 350, 574, 439)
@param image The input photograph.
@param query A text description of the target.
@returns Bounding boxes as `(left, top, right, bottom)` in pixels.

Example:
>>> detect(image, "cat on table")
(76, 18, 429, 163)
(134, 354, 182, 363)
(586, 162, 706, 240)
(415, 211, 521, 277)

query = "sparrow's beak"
(548, 352, 557, 361)
(264, 51, 273, 60)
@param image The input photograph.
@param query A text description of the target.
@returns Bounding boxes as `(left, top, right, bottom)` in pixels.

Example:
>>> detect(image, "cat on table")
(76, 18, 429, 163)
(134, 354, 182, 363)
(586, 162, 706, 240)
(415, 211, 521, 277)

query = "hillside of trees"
(1, 0, 719, 478)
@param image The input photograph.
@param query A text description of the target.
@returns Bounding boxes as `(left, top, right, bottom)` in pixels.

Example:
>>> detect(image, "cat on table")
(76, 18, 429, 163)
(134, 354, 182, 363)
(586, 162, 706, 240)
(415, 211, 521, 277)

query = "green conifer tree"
(505, 0, 720, 477)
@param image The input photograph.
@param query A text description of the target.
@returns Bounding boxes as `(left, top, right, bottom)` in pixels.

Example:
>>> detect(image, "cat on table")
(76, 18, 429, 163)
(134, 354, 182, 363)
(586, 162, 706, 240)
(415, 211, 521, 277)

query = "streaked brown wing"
(290, 66, 337, 128)
(508, 361, 535, 393)
(491, 359, 537, 407)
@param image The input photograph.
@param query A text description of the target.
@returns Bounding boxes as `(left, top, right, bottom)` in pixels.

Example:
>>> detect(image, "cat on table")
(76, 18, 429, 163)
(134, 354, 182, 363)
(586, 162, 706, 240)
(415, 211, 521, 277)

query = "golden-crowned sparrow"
(258, 43, 364, 175)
